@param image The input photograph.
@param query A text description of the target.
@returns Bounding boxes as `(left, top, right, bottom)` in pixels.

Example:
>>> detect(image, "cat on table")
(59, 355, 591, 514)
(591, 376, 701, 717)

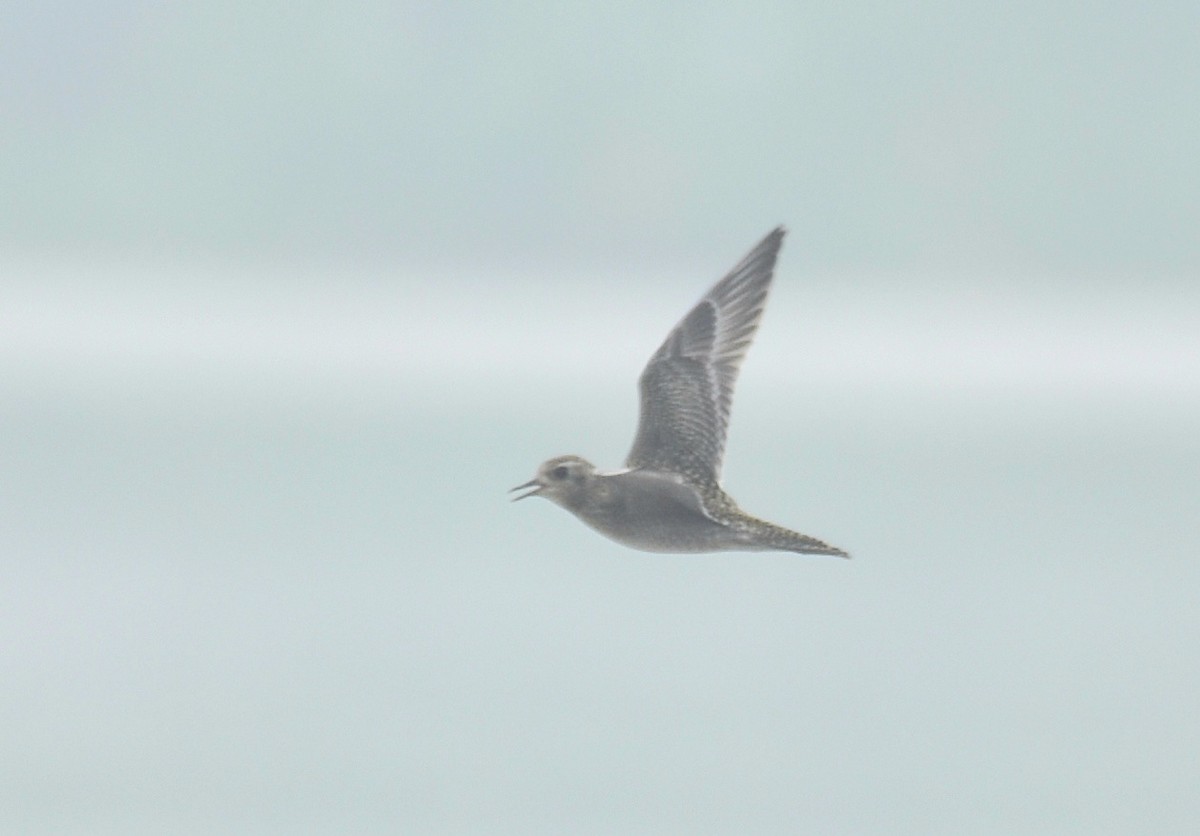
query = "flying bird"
(512, 228, 848, 557)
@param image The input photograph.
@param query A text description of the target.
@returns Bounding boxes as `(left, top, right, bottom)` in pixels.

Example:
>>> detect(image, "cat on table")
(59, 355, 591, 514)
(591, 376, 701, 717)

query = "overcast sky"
(3, 2, 1198, 273)
(3, 9, 1198, 832)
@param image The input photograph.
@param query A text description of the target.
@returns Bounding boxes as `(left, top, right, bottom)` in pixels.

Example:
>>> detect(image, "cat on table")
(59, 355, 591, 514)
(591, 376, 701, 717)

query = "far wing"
(625, 227, 784, 486)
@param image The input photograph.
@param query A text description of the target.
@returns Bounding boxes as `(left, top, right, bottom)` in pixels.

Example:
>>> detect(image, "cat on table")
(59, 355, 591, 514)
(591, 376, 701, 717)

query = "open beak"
(509, 478, 543, 502)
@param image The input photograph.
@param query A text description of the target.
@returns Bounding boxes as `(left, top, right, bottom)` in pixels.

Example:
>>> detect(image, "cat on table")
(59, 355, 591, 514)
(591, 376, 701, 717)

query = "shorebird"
(511, 227, 848, 557)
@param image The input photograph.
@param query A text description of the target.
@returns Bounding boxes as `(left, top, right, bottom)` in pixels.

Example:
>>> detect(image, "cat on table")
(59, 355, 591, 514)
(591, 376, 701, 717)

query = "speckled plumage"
(512, 228, 848, 558)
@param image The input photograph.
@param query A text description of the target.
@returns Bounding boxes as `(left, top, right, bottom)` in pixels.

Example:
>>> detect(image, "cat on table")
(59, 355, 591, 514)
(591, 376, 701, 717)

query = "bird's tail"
(738, 515, 850, 558)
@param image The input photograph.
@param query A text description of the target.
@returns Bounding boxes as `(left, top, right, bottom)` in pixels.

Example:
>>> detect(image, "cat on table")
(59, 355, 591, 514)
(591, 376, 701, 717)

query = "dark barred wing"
(625, 228, 785, 486)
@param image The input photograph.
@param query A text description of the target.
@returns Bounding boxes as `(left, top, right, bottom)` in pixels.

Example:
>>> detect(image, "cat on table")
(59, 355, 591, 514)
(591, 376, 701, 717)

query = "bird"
(511, 227, 848, 557)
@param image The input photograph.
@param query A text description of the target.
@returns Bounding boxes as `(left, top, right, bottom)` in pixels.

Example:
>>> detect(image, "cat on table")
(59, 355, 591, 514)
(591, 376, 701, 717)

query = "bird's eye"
(550, 465, 569, 480)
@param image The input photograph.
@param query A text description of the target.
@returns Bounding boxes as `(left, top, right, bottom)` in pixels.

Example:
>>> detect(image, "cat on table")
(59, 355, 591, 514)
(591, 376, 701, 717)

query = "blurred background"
(2, 3, 1198, 833)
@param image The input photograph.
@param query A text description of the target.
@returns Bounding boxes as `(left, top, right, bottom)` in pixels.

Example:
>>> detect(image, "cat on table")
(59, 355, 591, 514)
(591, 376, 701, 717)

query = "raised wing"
(625, 227, 784, 486)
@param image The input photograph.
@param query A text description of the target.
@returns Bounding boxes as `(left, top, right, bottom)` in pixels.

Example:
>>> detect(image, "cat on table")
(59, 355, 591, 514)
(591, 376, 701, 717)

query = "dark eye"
(550, 465, 569, 480)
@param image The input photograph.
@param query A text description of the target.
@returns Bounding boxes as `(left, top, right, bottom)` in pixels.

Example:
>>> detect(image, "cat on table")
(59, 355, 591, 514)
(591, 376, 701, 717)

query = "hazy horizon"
(3, 3, 1197, 833)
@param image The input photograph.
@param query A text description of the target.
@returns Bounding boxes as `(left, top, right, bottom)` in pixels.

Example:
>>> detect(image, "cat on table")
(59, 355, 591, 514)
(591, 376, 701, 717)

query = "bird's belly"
(574, 500, 756, 554)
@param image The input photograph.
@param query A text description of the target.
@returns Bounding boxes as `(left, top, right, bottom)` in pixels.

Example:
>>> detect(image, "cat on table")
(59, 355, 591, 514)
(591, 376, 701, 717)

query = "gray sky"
(3, 2, 1198, 272)
(4, 7, 1199, 832)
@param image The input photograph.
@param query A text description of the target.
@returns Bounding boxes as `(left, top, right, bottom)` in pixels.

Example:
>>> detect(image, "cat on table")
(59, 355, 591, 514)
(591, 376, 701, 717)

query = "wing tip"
(745, 226, 787, 273)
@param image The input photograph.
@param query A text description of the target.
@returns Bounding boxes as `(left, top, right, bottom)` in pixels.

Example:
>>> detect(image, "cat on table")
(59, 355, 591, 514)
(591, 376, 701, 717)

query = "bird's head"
(509, 455, 596, 507)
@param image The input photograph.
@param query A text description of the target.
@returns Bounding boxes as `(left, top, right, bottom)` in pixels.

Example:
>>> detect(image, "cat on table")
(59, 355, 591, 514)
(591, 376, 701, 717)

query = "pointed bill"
(509, 478, 542, 501)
